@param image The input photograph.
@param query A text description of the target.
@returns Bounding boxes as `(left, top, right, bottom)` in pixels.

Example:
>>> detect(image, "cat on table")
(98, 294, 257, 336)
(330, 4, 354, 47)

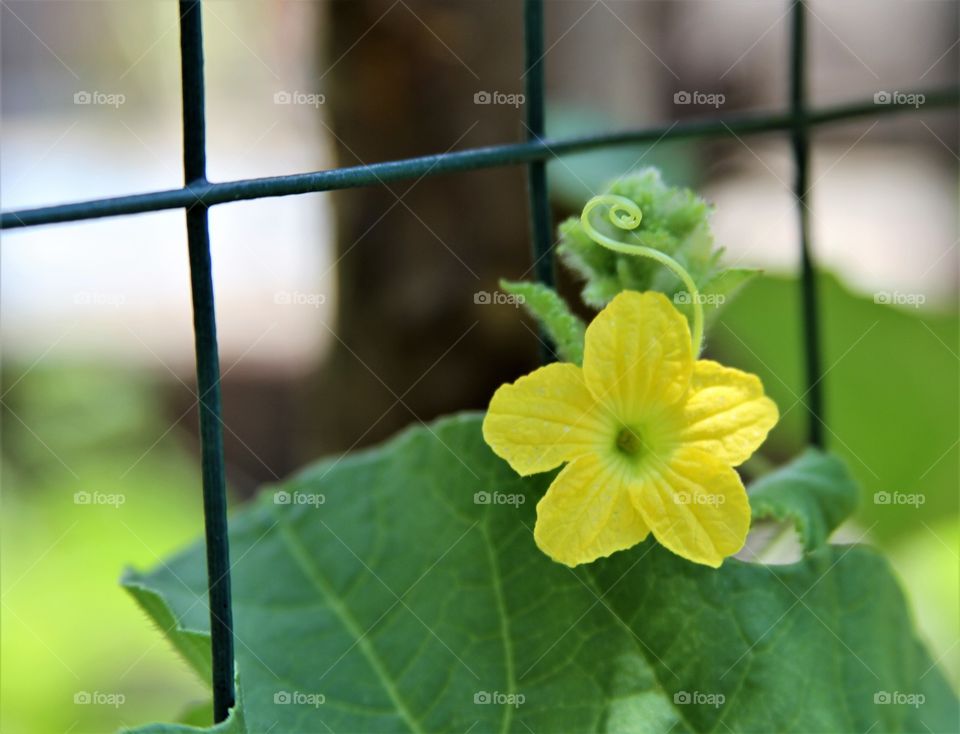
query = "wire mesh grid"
(1, 0, 957, 722)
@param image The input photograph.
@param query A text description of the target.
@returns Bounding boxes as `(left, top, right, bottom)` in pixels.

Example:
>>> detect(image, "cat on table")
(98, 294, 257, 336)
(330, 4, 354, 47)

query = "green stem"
(580, 195, 704, 354)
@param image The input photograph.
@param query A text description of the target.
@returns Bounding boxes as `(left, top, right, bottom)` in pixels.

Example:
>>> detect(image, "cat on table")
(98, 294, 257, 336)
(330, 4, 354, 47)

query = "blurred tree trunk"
(300, 0, 539, 456)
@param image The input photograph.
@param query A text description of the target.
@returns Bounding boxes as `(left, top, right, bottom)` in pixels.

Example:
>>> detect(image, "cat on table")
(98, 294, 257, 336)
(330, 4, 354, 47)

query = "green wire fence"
(1, 0, 956, 723)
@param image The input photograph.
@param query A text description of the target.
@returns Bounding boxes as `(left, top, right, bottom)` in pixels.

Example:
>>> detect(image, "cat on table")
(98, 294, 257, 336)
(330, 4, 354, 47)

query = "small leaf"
(176, 701, 214, 727)
(748, 448, 859, 552)
(122, 682, 245, 733)
(123, 569, 213, 684)
(500, 279, 586, 364)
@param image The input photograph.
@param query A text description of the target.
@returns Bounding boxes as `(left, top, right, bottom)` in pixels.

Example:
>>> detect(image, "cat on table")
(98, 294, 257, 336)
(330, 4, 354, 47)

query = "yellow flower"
(482, 290, 779, 568)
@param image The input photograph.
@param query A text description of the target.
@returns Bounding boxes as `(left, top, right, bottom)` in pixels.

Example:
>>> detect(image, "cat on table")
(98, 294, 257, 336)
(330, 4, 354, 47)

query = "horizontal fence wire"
(2, 88, 957, 230)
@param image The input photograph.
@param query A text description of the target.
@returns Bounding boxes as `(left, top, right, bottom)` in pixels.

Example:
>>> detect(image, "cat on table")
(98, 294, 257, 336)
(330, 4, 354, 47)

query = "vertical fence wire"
(523, 0, 556, 362)
(178, 0, 236, 721)
(790, 0, 825, 447)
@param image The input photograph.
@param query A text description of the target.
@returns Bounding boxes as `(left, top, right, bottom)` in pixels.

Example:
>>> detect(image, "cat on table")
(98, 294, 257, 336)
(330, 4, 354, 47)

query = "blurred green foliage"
(715, 271, 959, 537)
(714, 270, 959, 682)
(1, 366, 208, 734)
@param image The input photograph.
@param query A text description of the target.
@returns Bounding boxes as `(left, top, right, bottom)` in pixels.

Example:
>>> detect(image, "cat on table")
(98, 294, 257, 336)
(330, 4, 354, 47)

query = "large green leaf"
(124, 415, 957, 733)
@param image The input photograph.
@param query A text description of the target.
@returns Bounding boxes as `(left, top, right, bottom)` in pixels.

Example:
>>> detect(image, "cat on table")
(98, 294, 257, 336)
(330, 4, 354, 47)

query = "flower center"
(615, 426, 645, 458)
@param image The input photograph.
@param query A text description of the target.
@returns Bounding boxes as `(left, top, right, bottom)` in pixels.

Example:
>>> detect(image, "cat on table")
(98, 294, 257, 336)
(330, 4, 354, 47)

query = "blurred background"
(1, 1, 957, 731)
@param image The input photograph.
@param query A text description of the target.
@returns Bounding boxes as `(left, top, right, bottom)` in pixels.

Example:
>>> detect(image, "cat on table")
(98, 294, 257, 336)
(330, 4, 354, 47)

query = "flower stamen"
(615, 426, 645, 458)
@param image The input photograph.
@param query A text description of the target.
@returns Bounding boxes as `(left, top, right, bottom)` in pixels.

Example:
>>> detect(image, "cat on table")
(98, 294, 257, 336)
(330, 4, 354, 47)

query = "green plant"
(120, 174, 958, 732)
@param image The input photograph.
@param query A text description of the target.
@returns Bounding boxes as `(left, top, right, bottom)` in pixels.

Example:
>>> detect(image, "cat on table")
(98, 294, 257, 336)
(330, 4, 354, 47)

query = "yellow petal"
(629, 446, 749, 567)
(582, 291, 693, 422)
(679, 360, 779, 465)
(534, 453, 650, 566)
(483, 362, 607, 476)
